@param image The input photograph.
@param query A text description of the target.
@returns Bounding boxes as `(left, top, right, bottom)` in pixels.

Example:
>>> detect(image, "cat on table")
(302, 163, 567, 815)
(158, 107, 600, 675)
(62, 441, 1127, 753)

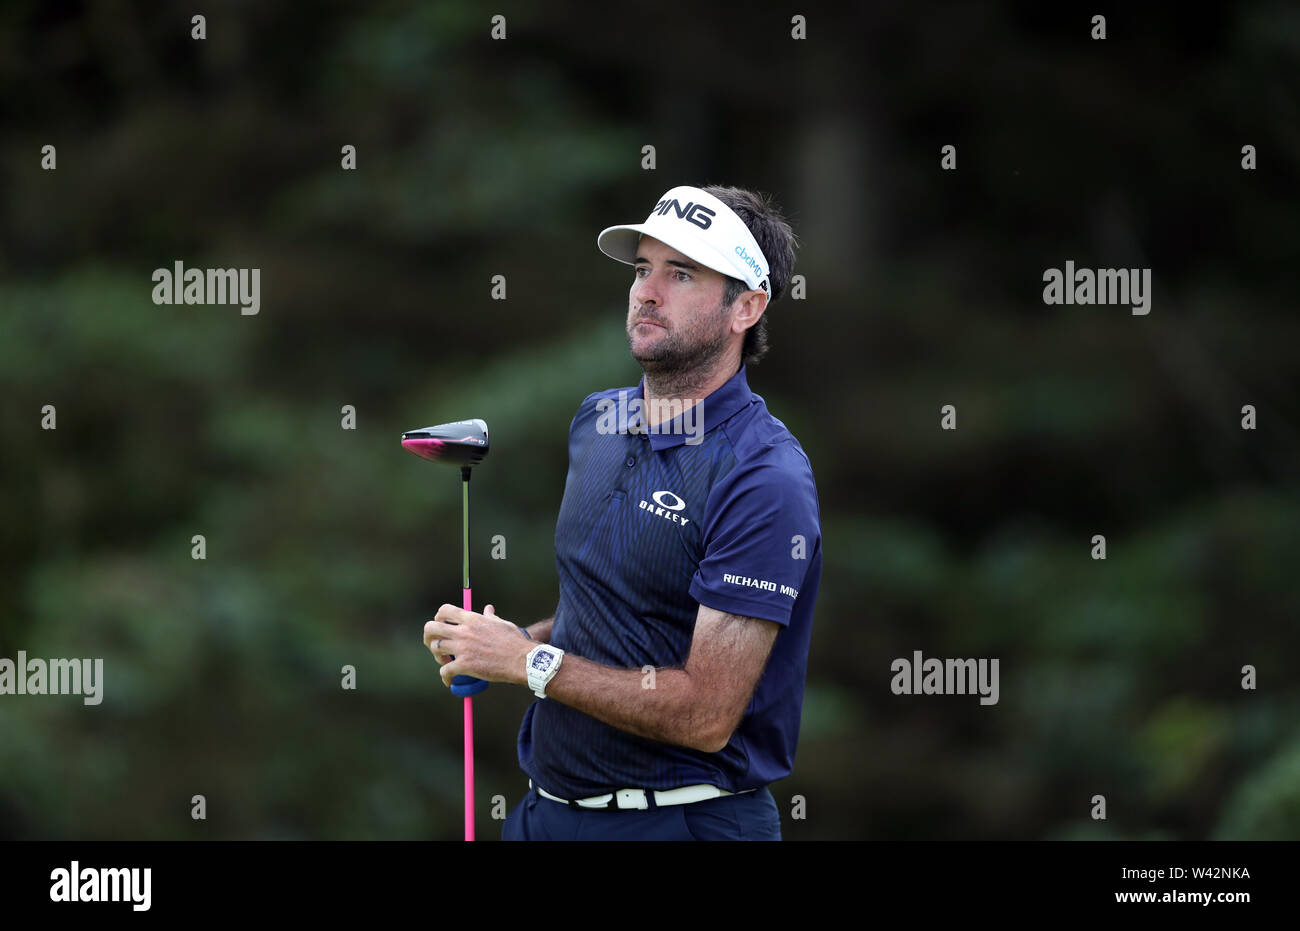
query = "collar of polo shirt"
(626, 365, 757, 451)
(597, 186, 772, 300)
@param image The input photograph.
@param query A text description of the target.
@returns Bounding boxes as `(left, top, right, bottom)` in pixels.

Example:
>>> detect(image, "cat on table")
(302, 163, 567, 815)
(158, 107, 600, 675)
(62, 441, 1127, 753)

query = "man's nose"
(631, 270, 661, 306)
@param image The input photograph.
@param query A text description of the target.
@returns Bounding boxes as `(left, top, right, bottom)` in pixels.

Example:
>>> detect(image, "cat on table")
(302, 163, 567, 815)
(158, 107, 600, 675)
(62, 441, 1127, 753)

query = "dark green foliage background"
(1, 1, 1297, 839)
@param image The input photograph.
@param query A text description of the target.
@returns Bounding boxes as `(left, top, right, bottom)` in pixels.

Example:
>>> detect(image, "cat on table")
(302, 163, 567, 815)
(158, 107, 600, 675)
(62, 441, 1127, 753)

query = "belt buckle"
(616, 788, 648, 810)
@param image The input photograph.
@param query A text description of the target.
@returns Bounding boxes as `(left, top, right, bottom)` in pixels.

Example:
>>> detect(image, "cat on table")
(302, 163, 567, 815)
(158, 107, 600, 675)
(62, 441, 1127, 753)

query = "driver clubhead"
(401, 419, 490, 468)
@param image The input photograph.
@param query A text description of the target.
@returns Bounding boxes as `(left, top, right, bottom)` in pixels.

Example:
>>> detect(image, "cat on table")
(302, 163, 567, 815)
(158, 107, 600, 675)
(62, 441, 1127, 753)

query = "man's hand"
(423, 604, 534, 688)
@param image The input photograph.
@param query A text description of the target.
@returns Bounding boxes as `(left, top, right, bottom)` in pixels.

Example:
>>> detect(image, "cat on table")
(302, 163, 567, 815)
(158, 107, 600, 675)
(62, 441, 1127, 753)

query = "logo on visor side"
(735, 245, 766, 279)
(652, 199, 715, 230)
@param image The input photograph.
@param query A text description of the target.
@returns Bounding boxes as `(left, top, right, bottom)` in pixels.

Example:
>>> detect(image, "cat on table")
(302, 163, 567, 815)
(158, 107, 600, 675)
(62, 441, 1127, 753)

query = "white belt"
(529, 779, 751, 810)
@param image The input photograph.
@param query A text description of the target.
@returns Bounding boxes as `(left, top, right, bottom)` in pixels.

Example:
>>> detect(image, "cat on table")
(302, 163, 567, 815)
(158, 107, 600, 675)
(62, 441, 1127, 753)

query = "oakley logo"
(652, 199, 715, 230)
(638, 491, 690, 526)
(651, 490, 686, 511)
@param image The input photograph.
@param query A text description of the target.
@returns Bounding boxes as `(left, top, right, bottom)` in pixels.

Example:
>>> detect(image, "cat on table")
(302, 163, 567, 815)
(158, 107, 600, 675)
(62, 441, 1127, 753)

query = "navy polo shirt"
(516, 364, 822, 798)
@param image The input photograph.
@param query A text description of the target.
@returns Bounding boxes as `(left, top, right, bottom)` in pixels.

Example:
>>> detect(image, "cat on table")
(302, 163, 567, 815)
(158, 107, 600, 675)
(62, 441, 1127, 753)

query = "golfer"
(423, 184, 822, 840)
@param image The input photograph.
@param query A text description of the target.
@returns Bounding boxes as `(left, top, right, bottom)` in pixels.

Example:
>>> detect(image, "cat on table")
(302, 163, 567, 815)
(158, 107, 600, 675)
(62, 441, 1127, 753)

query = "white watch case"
(526, 644, 564, 698)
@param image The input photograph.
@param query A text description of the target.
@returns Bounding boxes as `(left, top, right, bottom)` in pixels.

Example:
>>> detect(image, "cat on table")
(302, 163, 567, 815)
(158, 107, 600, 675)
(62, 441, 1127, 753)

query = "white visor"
(597, 185, 772, 298)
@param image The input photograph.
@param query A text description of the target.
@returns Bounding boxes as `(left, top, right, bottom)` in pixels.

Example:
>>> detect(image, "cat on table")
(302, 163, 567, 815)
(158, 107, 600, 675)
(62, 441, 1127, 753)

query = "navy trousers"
(501, 785, 782, 841)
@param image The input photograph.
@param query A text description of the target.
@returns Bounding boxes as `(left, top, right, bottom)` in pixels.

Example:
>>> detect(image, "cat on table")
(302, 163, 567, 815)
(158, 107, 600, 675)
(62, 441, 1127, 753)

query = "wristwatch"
(525, 644, 565, 699)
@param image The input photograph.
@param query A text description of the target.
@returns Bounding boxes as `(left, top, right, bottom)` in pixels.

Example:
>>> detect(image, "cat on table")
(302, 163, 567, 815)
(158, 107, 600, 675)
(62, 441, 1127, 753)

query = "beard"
(626, 301, 732, 378)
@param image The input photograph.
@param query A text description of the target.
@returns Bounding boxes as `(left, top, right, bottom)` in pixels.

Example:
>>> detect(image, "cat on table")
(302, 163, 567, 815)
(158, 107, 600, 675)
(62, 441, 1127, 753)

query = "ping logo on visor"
(651, 198, 716, 230)
(597, 185, 772, 297)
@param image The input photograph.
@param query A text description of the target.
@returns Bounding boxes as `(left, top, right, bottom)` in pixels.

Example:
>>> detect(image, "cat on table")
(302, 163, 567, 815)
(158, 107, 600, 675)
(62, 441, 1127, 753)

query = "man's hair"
(703, 185, 798, 366)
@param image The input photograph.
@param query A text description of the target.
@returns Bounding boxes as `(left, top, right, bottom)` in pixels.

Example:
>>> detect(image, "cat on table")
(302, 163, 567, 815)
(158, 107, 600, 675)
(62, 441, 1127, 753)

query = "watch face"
(530, 652, 553, 673)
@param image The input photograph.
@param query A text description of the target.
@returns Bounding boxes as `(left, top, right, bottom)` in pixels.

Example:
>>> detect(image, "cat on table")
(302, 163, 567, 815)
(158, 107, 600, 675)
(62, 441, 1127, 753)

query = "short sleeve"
(571, 392, 599, 435)
(688, 452, 821, 626)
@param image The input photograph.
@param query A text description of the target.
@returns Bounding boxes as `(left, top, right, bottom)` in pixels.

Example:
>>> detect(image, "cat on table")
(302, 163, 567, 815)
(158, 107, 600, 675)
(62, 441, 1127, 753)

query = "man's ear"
(733, 290, 768, 334)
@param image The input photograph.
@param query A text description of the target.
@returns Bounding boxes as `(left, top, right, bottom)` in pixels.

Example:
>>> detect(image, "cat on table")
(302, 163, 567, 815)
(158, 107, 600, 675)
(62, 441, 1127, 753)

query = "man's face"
(626, 235, 734, 377)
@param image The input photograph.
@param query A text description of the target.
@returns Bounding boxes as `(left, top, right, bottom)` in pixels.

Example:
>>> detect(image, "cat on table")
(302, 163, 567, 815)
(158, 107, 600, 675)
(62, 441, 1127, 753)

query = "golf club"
(401, 417, 490, 842)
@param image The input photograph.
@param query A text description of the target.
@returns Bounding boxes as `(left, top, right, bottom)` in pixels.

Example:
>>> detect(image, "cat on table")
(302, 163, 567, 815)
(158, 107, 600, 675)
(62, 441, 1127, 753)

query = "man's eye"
(633, 267, 689, 281)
